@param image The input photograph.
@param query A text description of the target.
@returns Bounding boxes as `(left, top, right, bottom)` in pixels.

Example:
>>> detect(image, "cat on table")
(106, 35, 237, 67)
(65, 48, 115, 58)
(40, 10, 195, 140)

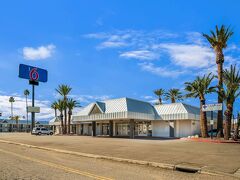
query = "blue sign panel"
(19, 64, 48, 82)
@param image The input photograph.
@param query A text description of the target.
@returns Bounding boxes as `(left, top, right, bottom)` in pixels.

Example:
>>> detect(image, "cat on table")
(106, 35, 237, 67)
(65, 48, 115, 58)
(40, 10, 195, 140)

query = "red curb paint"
(181, 138, 240, 144)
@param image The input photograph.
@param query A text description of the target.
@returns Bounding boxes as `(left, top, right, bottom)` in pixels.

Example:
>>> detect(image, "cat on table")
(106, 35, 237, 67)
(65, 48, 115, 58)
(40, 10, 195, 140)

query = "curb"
(0, 139, 237, 178)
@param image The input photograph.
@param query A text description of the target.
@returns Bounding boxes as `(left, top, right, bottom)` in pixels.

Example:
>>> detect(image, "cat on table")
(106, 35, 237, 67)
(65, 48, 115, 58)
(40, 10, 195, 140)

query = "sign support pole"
(31, 83, 35, 131)
(211, 111, 213, 139)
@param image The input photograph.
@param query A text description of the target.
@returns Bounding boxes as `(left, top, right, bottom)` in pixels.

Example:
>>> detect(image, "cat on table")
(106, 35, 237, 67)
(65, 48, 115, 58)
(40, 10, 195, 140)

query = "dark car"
(208, 129, 217, 137)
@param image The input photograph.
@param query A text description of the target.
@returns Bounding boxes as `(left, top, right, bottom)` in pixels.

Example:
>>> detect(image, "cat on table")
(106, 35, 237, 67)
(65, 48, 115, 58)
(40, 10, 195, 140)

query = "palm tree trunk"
(224, 104, 233, 140)
(60, 113, 63, 134)
(54, 109, 57, 117)
(233, 115, 240, 141)
(68, 111, 71, 134)
(64, 108, 67, 134)
(216, 49, 224, 138)
(159, 97, 162, 104)
(26, 96, 28, 132)
(11, 102, 13, 119)
(200, 99, 208, 138)
(171, 98, 175, 103)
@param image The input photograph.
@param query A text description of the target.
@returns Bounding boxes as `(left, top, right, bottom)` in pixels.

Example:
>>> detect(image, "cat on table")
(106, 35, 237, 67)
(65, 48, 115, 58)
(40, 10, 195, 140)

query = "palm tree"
(13, 115, 20, 131)
(9, 96, 15, 119)
(165, 88, 183, 103)
(51, 101, 58, 117)
(203, 25, 234, 137)
(154, 89, 165, 105)
(220, 65, 240, 140)
(67, 98, 79, 134)
(56, 84, 72, 134)
(57, 99, 64, 134)
(24, 89, 30, 131)
(185, 73, 215, 138)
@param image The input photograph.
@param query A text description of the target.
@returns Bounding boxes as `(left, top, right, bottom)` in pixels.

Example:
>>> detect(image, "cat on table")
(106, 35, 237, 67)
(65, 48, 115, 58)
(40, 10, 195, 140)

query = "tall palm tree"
(57, 99, 64, 134)
(56, 84, 72, 134)
(154, 89, 165, 105)
(9, 96, 15, 119)
(220, 65, 240, 140)
(203, 25, 234, 137)
(165, 88, 183, 103)
(185, 73, 215, 138)
(24, 89, 30, 131)
(67, 98, 79, 134)
(51, 101, 58, 117)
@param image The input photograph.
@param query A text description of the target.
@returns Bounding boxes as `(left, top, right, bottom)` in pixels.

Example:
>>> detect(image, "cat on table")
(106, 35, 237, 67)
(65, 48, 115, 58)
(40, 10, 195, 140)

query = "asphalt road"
(0, 142, 229, 180)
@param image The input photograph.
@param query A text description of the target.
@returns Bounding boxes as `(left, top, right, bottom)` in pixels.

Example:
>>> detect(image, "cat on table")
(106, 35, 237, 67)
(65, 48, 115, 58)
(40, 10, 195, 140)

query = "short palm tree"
(24, 89, 30, 131)
(165, 89, 183, 103)
(220, 65, 240, 140)
(67, 98, 79, 134)
(57, 99, 64, 134)
(203, 25, 234, 137)
(51, 101, 58, 117)
(56, 84, 72, 134)
(13, 115, 20, 131)
(154, 89, 165, 105)
(185, 73, 215, 138)
(9, 96, 15, 119)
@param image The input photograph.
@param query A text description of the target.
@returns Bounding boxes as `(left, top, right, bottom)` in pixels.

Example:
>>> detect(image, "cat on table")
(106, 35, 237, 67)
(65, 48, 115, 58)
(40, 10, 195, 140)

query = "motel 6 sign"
(18, 64, 48, 83)
(202, 103, 222, 112)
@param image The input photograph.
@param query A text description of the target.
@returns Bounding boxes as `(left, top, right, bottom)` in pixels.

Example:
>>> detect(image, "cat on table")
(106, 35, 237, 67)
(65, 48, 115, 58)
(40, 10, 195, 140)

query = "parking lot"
(0, 133, 239, 176)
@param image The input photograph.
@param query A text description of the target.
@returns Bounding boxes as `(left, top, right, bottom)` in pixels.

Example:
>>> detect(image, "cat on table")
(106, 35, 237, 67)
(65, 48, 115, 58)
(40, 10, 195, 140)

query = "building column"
(92, 121, 96, 137)
(129, 119, 135, 139)
(81, 124, 83, 135)
(109, 120, 113, 137)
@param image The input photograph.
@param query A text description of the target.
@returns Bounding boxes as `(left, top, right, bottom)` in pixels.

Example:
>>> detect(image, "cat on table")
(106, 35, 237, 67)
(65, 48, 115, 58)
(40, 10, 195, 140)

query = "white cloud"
(154, 43, 215, 68)
(98, 41, 128, 49)
(139, 62, 186, 78)
(0, 94, 54, 120)
(69, 94, 112, 104)
(23, 44, 56, 60)
(120, 50, 159, 60)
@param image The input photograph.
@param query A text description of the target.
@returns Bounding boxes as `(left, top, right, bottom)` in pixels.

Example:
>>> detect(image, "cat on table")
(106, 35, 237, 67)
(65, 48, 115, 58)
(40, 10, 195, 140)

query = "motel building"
(63, 97, 215, 138)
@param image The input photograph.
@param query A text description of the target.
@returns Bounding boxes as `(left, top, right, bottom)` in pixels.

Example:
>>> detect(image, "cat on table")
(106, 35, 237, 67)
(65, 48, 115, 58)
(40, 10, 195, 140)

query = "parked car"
(32, 127, 53, 135)
(208, 129, 217, 137)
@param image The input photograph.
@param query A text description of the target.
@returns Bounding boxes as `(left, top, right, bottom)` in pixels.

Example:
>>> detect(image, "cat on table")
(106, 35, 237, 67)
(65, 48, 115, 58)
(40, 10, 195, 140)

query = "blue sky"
(0, 0, 240, 120)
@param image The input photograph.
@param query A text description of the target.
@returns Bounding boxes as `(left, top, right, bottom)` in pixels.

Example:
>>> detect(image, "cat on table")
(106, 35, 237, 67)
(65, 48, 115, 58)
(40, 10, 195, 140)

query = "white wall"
(175, 120, 192, 137)
(152, 121, 169, 137)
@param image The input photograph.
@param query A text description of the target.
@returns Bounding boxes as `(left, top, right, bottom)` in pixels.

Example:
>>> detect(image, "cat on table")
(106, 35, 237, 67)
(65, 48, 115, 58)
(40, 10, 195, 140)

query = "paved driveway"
(0, 133, 239, 174)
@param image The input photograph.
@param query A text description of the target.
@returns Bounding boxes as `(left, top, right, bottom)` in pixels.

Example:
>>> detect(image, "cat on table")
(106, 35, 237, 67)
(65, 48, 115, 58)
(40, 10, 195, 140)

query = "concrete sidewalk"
(0, 133, 239, 175)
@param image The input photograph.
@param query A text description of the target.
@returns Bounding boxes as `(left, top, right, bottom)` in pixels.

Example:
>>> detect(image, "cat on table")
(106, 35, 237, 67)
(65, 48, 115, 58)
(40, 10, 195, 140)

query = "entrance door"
(169, 121, 175, 137)
(138, 124, 148, 136)
(116, 123, 129, 136)
(102, 124, 109, 135)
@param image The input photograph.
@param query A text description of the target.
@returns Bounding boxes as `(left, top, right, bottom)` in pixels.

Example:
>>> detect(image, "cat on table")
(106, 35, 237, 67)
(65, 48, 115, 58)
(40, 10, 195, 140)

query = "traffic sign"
(202, 103, 222, 112)
(27, 106, 40, 113)
(19, 64, 48, 83)
(210, 120, 214, 125)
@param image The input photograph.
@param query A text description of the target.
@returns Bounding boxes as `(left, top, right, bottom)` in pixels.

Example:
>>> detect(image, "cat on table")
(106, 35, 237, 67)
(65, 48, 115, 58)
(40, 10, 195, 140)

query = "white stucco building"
(68, 97, 214, 138)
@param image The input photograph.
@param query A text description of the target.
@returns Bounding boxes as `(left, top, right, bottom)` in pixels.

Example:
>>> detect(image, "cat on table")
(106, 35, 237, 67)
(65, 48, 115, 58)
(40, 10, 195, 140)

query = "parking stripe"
(0, 148, 113, 180)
